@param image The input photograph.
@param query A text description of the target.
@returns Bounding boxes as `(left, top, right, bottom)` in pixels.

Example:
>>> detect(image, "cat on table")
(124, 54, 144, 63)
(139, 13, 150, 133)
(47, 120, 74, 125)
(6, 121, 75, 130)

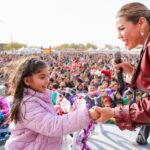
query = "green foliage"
(113, 46, 120, 49)
(104, 44, 113, 49)
(3, 42, 27, 50)
(85, 43, 97, 50)
(54, 43, 97, 50)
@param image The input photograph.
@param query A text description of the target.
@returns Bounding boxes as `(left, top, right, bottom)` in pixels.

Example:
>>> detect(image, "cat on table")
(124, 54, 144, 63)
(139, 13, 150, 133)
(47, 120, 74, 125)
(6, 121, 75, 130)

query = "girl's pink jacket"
(5, 88, 91, 150)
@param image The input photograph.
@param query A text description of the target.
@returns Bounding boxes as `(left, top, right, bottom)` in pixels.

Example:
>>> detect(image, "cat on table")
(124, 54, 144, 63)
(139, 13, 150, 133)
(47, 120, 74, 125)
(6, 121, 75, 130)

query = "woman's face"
(115, 17, 141, 50)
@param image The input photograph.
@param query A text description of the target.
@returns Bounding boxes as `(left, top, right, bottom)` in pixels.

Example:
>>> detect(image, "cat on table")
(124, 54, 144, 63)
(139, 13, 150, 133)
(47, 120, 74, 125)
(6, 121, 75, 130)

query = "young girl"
(5, 58, 99, 150)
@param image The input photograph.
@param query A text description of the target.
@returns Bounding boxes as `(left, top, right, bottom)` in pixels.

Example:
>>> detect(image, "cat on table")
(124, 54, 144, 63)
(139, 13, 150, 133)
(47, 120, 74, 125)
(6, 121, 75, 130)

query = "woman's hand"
(94, 107, 115, 123)
(113, 61, 134, 75)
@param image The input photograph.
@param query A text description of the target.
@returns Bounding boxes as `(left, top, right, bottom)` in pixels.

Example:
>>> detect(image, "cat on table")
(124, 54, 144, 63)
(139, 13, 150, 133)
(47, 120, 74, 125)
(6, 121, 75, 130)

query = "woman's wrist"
(125, 67, 135, 83)
(111, 108, 115, 118)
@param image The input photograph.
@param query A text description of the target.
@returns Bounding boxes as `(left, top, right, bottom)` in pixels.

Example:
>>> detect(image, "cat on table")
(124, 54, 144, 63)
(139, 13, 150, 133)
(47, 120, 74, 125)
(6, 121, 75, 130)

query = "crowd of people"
(0, 2, 149, 149)
(0, 51, 145, 140)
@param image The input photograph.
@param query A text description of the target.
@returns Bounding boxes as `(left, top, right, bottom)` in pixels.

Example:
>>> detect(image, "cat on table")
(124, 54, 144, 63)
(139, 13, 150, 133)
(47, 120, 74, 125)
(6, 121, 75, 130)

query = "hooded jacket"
(5, 88, 91, 150)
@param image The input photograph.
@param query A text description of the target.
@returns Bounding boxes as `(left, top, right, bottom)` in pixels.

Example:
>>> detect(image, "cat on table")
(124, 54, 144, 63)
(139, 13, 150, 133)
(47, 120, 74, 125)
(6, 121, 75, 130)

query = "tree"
(85, 43, 97, 50)
(54, 43, 97, 50)
(3, 42, 27, 50)
(104, 44, 113, 50)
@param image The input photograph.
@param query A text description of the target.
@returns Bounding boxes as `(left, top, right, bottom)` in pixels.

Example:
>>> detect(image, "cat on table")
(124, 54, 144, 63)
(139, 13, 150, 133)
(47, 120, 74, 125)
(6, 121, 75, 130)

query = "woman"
(95, 2, 150, 144)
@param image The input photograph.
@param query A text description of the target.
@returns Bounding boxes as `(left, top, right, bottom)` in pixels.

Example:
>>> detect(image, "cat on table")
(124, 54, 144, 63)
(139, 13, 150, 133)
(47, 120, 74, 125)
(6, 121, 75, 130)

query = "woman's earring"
(141, 32, 144, 36)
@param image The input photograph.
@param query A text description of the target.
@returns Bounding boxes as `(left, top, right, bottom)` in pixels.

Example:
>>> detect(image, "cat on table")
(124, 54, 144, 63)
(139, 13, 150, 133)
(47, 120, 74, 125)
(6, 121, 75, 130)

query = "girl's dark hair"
(116, 2, 150, 25)
(10, 58, 47, 123)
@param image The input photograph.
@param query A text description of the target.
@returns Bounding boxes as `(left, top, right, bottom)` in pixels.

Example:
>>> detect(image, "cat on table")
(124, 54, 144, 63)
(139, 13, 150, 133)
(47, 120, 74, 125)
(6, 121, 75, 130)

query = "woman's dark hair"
(10, 58, 47, 123)
(116, 2, 150, 25)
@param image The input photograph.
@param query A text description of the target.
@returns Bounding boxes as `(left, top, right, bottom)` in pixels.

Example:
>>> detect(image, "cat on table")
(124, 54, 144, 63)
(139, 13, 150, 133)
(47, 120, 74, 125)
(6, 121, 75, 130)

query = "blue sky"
(0, 0, 149, 47)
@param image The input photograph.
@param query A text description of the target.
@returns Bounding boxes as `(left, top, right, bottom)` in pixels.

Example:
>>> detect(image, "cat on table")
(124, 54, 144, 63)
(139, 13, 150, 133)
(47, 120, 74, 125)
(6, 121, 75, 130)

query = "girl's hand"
(88, 108, 100, 120)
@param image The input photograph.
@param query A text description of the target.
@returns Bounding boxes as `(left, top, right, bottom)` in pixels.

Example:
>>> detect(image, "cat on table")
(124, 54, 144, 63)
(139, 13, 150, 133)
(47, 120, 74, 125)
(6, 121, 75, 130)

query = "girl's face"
(102, 81, 108, 88)
(94, 78, 99, 84)
(102, 91, 107, 97)
(24, 67, 49, 93)
(88, 85, 96, 92)
(126, 94, 133, 101)
(116, 93, 121, 99)
(112, 83, 119, 91)
(115, 17, 142, 50)
(104, 101, 111, 107)
(78, 84, 83, 90)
